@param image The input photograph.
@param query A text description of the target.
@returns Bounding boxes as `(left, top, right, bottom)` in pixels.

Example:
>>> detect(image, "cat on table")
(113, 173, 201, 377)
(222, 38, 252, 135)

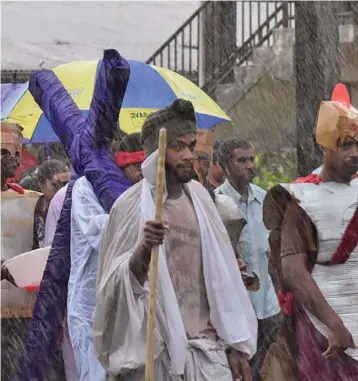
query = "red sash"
(293, 174, 322, 185)
(294, 173, 358, 185)
(329, 204, 358, 264)
(5, 182, 24, 194)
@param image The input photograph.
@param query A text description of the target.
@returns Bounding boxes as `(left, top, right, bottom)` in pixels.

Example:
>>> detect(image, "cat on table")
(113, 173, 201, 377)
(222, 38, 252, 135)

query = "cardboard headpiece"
(1, 121, 23, 156)
(315, 83, 358, 151)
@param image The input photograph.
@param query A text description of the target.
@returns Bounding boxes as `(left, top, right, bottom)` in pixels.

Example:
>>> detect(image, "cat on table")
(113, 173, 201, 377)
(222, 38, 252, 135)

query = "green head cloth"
(140, 99, 198, 155)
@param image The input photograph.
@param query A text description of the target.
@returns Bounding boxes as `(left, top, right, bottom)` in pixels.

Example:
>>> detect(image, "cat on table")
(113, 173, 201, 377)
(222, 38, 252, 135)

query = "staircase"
(146, 1, 295, 101)
(146, 1, 358, 155)
(146, 1, 357, 110)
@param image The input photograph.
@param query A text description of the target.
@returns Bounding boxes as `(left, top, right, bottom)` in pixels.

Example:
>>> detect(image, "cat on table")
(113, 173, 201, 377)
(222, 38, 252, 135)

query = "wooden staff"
(145, 127, 167, 381)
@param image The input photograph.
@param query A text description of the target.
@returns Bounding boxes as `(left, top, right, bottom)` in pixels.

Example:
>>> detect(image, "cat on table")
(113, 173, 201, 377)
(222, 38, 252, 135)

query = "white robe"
(68, 176, 107, 381)
(94, 151, 257, 380)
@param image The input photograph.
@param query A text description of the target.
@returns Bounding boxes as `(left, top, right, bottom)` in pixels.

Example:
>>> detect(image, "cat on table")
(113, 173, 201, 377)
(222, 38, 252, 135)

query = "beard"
(331, 156, 358, 178)
(132, 174, 144, 184)
(1, 158, 18, 179)
(344, 160, 358, 177)
(166, 162, 195, 184)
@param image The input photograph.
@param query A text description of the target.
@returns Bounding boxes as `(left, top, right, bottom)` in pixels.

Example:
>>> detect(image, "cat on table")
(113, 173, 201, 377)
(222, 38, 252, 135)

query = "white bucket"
(4, 246, 50, 289)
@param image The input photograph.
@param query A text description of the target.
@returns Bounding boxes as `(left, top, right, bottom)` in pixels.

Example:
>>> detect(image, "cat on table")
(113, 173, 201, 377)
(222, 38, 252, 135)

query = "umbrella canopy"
(1, 83, 25, 106)
(1, 60, 231, 143)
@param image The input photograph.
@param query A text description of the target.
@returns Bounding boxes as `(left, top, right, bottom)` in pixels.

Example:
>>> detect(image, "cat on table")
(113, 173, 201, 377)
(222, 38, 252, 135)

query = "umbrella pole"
(144, 128, 167, 381)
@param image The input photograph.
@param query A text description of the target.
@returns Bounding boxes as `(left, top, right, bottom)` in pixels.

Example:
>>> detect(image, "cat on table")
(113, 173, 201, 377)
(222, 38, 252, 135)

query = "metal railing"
(203, 2, 295, 95)
(146, 1, 295, 92)
(146, 1, 206, 84)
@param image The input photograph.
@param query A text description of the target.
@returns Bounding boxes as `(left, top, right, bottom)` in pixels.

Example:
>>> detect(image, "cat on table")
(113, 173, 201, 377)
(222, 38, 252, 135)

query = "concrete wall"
(227, 74, 295, 153)
(224, 76, 358, 151)
(217, 25, 358, 156)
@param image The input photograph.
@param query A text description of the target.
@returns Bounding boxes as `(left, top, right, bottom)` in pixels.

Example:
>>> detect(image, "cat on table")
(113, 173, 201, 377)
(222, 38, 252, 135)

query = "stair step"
(234, 65, 264, 84)
(339, 24, 358, 43)
(272, 25, 358, 46)
(273, 28, 295, 46)
(215, 65, 267, 111)
(252, 46, 275, 67)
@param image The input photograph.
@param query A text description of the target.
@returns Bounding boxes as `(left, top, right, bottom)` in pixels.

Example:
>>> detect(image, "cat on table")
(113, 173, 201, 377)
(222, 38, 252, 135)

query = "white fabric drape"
(94, 150, 257, 377)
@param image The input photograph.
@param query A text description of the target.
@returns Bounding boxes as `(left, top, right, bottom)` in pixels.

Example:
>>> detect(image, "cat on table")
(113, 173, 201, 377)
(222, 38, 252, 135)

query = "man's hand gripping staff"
(137, 128, 167, 381)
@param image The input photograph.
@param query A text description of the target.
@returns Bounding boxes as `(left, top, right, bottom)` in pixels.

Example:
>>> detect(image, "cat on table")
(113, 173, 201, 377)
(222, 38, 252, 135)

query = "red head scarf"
(114, 151, 145, 168)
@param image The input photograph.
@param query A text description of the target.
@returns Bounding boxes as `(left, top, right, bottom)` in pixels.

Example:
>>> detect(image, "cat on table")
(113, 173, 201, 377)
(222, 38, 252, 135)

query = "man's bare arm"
(129, 244, 151, 285)
(129, 220, 166, 285)
(282, 254, 343, 331)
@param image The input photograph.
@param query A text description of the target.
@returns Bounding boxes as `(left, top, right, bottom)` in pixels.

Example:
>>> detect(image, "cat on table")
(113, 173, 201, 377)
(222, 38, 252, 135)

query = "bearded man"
(94, 99, 257, 381)
(262, 95, 358, 380)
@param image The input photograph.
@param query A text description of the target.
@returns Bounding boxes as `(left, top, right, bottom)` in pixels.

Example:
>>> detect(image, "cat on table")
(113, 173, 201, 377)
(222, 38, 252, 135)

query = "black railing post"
(295, 1, 340, 175)
(217, 1, 237, 85)
(282, 2, 289, 27)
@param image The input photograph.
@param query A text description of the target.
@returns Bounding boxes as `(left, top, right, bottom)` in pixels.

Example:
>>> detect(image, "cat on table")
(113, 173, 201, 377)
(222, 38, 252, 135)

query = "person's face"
(210, 160, 225, 184)
(165, 133, 197, 184)
(40, 171, 70, 201)
(226, 148, 256, 184)
(325, 137, 358, 176)
(123, 163, 143, 184)
(1, 149, 20, 179)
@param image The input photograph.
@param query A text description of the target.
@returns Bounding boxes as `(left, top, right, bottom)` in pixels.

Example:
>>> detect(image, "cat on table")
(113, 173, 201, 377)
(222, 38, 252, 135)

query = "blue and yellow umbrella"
(1, 60, 231, 143)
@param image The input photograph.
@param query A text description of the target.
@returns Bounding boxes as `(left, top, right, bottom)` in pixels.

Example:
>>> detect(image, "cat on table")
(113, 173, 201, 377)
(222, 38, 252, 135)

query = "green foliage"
(253, 153, 294, 190)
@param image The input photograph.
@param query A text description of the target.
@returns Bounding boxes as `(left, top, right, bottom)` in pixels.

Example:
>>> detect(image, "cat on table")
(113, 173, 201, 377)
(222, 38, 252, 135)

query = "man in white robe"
(68, 133, 145, 381)
(94, 99, 257, 381)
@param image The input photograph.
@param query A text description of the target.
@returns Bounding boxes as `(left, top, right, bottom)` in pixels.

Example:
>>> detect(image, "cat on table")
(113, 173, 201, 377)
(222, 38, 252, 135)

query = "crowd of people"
(1, 49, 358, 381)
